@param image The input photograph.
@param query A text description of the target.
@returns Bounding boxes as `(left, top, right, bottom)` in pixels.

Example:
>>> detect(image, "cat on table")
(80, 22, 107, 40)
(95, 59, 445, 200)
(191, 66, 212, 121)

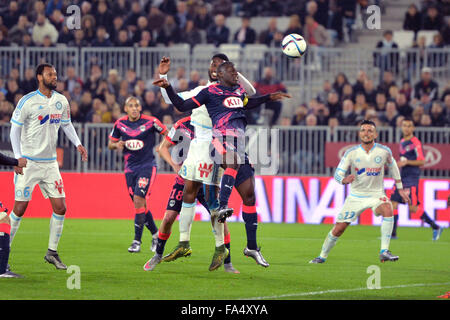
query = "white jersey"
(10, 89, 71, 162)
(177, 82, 213, 142)
(334, 143, 399, 197)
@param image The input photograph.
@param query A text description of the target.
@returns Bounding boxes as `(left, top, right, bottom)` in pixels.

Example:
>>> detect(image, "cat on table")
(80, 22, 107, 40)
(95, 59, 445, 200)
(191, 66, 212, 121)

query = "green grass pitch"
(2, 218, 449, 300)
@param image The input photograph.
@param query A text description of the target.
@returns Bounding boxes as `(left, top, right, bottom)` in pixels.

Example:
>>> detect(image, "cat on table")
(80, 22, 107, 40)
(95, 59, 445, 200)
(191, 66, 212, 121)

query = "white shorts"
(337, 194, 392, 223)
(179, 139, 222, 186)
(14, 160, 65, 201)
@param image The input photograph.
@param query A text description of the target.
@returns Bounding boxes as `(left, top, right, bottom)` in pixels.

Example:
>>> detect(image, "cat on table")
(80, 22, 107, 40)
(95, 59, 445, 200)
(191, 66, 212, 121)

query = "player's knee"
(384, 211, 393, 218)
(241, 189, 255, 206)
(182, 194, 194, 203)
(53, 206, 66, 215)
(12, 202, 27, 217)
(182, 191, 196, 203)
(133, 196, 146, 209)
(332, 223, 347, 237)
(380, 204, 393, 217)
(163, 211, 178, 225)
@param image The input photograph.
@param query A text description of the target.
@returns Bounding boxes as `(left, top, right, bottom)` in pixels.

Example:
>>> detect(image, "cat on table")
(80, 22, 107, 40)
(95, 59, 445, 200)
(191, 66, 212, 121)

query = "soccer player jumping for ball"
(154, 61, 290, 267)
(109, 97, 166, 253)
(151, 54, 260, 270)
(310, 120, 410, 264)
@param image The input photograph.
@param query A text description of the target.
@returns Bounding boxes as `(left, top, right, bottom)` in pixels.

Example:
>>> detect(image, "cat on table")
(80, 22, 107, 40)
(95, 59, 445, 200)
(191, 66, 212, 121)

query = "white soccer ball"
(281, 33, 307, 58)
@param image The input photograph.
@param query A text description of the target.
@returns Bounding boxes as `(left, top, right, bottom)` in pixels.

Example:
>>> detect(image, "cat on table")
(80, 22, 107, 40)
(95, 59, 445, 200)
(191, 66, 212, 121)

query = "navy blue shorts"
(165, 175, 210, 213)
(166, 175, 184, 212)
(235, 162, 255, 187)
(390, 184, 420, 206)
(211, 136, 254, 185)
(125, 167, 156, 201)
(212, 135, 239, 155)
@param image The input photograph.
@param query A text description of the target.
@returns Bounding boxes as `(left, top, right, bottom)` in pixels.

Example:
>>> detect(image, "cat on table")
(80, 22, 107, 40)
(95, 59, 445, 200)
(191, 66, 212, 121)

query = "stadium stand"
(0, 0, 449, 177)
(393, 30, 415, 49)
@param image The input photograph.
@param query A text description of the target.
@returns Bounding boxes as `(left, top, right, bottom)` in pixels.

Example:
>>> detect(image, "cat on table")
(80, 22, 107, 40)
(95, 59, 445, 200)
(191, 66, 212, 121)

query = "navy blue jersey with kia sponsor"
(192, 83, 247, 135)
(165, 116, 194, 163)
(399, 136, 425, 187)
(110, 115, 167, 172)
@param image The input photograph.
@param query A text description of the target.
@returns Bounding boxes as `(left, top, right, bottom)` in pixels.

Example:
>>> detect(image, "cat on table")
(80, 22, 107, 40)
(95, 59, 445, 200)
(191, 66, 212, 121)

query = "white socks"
(317, 216, 394, 259)
(319, 230, 339, 259)
(10, 211, 65, 251)
(211, 215, 225, 247)
(9, 211, 21, 246)
(179, 202, 196, 242)
(48, 212, 65, 251)
(380, 216, 394, 252)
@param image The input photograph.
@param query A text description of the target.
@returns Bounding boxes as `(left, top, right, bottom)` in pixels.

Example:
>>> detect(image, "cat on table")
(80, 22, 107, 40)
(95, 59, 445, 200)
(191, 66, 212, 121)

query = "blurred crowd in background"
(0, 0, 449, 129)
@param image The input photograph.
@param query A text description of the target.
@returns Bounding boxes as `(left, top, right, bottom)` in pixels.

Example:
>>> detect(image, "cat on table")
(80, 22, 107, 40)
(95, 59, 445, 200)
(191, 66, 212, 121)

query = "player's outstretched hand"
(159, 56, 171, 75)
(17, 157, 27, 168)
(153, 78, 170, 88)
(77, 145, 88, 162)
(342, 174, 355, 184)
(269, 92, 291, 101)
(399, 188, 411, 205)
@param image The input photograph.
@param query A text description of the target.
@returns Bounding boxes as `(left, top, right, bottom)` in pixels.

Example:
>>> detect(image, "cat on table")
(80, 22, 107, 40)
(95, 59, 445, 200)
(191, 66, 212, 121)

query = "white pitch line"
(242, 282, 450, 300)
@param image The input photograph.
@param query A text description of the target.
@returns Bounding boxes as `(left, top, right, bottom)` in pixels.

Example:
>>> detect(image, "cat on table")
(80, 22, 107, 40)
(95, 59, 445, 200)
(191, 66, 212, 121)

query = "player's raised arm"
(158, 57, 198, 102)
(158, 56, 174, 105)
(153, 79, 204, 112)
